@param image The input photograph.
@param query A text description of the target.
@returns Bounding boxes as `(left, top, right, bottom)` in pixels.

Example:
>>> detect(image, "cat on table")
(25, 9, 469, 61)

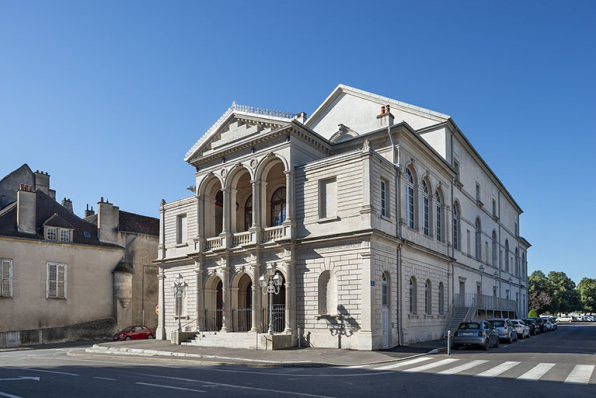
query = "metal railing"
(263, 226, 284, 242)
(263, 304, 286, 333)
(204, 309, 223, 331)
(233, 231, 251, 247)
(205, 237, 222, 251)
(233, 308, 252, 332)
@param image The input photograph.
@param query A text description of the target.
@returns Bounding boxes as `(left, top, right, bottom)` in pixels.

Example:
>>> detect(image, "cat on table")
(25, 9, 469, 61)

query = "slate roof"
(83, 211, 159, 237)
(0, 190, 119, 247)
(43, 213, 75, 229)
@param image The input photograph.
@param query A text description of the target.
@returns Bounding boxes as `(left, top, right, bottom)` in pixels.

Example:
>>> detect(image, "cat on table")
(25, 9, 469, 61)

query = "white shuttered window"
(47, 262, 67, 299)
(1, 259, 12, 298)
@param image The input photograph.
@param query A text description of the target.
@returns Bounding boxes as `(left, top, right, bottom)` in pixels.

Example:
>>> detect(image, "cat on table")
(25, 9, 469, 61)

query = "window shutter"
(57, 265, 65, 298)
(48, 263, 57, 297)
(1, 260, 11, 297)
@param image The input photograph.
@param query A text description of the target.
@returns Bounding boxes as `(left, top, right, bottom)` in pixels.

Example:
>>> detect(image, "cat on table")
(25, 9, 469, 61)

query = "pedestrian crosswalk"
(341, 357, 595, 385)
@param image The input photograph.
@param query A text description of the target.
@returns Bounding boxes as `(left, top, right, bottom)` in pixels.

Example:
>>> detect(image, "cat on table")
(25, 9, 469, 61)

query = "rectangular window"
(476, 184, 481, 201)
(47, 262, 67, 299)
(406, 186, 415, 228)
(454, 160, 460, 178)
(47, 227, 57, 241)
(1, 259, 12, 298)
(492, 200, 497, 216)
(485, 242, 489, 263)
(177, 214, 187, 245)
(466, 230, 471, 256)
(59, 229, 70, 242)
(423, 196, 429, 235)
(320, 178, 337, 219)
(380, 180, 386, 217)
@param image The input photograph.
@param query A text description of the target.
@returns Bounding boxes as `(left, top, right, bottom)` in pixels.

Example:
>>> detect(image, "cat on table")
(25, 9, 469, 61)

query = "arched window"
(522, 253, 526, 277)
(409, 277, 417, 314)
(453, 202, 460, 250)
(515, 248, 519, 277)
(492, 230, 498, 267)
(435, 191, 442, 241)
(244, 195, 252, 232)
(382, 273, 389, 307)
(405, 168, 415, 229)
(475, 218, 482, 260)
(505, 240, 510, 273)
(318, 271, 336, 315)
(422, 181, 430, 236)
(270, 188, 286, 227)
(215, 190, 223, 235)
(425, 280, 431, 314)
(438, 282, 445, 315)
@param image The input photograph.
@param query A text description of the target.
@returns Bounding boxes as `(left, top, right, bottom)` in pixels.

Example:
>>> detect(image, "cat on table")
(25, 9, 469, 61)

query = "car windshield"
(122, 327, 133, 332)
(459, 323, 481, 330)
(489, 321, 505, 327)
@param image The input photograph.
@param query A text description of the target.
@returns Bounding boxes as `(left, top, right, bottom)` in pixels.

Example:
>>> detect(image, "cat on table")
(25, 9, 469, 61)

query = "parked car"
(558, 315, 573, 322)
(452, 321, 499, 351)
(511, 319, 530, 339)
(113, 325, 154, 341)
(522, 318, 539, 335)
(487, 318, 517, 343)
(532, 317, 548, 332)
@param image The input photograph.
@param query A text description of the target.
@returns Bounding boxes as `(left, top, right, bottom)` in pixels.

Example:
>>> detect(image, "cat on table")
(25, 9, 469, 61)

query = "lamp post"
(171, 274, 186, 333)
(259, 263, 282, 336)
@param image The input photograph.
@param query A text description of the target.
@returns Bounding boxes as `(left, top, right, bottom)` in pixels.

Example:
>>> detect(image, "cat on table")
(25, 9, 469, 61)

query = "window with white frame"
(176, 214, 187, 245)
(380, 179, 387, 217)
(435, 191, 442, 241)
(505, 240, 510, 273)
(320, 178, 337, 219)
(422, 181, 430, 235)
(476, 183, 481, 202)
(1, 259, 12, 298)
(382, 273, 389, 307)
(492, 231, 498, 267)
(59, 229, 70, 242)
(475, 218, 482, 260)
(47, 227, 57, 241)
(405, 168, 415, 229)
(47, 262, 66, 299)
(492, 199, 497, 217)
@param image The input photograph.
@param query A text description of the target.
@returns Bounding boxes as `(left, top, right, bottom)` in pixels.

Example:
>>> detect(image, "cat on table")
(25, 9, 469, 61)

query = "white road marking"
(0, 377, 39, 382)
(16, 368, 78, 377)
(438, 360, 489, 375)
(403, 358, 459, 373)
(375, 357, 432, 370)
(517, 363, 556, 381)
(0, 392, 23, 398)
(564, 365, 594, 385)
(136, 382, 206, 393)
(93, 377, 117, 381)
(476, 361, 520, 378)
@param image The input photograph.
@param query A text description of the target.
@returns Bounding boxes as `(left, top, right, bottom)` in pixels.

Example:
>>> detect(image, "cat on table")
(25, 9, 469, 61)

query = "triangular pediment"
(185, 104, 296, 163)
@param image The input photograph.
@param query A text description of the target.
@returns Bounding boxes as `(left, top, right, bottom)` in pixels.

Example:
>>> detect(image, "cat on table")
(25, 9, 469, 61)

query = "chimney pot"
(381, 106, 385, 114)
(101, 197, 104, 203)
(386, 105, 390, 113)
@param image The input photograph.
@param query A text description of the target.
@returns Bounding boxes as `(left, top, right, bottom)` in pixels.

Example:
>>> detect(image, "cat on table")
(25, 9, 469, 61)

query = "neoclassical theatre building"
(155, 85, 530, 350)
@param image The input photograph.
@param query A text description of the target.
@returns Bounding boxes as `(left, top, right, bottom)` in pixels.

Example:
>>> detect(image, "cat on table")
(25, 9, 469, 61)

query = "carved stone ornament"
(362, 139, 370, 152)
(221, 168, 228, 177)
(250, 159, 258, 169)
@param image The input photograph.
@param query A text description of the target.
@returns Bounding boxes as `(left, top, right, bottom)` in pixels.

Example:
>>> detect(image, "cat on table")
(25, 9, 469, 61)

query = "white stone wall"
(162, 264, 196, 338)
(162, 197, 197, 259)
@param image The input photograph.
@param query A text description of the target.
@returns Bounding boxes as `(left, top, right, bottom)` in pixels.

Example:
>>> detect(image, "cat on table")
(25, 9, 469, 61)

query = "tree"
(528, 290, 552, 314)
(528, 308, 538, 318)
(528, 271, 550, 294)
(547, 271, 579, 314)
(577, 278, 596, 314)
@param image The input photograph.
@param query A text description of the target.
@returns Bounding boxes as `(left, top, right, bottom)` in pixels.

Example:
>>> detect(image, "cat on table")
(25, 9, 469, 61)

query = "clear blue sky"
(1, 1, 594, 283)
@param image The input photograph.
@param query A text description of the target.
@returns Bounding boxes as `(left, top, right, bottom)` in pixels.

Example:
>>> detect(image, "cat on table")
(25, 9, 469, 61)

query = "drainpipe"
(387, 124, 404, 346)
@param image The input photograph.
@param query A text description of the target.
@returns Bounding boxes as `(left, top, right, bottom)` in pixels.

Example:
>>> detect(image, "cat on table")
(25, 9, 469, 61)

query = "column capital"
(284, 169, 294, 176)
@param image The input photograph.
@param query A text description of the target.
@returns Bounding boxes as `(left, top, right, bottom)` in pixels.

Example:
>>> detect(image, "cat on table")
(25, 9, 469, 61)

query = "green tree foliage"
(528, 290, 551, 314)
(577, 278, 596, 314)
(528, 270, 549, 293)
(528, 308, 538, 318)
(547, 271, 580, 314)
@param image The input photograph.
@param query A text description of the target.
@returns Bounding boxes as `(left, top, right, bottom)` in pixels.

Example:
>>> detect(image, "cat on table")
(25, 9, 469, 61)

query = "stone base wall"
(0, 317, 116, 348)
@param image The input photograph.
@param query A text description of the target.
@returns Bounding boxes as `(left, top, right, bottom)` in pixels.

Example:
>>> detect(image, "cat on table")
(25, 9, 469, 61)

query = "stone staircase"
(182, 331, 260, 349)
(443, 307, 470, 337)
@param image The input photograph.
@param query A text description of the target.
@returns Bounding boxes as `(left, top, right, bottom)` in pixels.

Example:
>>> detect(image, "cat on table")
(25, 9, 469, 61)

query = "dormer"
(43, 213, 75, 243)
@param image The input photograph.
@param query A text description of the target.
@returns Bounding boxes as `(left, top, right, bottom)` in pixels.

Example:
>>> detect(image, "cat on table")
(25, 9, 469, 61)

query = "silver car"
(511, 319, 530, 339)
(487, 318, 517, 343)
(452, 321, 499, 351)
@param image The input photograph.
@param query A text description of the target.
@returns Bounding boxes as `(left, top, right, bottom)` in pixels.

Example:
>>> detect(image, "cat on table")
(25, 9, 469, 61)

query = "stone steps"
(182, 332, 260, 349)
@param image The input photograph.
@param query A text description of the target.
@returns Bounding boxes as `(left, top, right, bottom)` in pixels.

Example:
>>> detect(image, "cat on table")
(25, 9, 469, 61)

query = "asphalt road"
(0, 323, 594, 398)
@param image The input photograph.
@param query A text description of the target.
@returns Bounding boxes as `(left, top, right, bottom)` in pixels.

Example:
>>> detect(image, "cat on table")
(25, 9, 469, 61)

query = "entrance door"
(459, 281, 465, 306)
(382, 274, 389, 349)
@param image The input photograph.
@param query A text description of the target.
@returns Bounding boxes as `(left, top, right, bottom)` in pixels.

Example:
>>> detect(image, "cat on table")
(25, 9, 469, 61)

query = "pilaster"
(156, 269, 166, 339)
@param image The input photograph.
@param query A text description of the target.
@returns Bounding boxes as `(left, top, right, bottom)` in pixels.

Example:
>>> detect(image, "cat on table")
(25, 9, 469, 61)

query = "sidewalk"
(77, 338, 449, 368)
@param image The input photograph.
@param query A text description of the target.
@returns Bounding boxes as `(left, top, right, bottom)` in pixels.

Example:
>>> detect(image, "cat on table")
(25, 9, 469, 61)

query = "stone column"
(157, 269, 166, 339)
(359, 251, 373, 350)
(250, 280, 259, 332)
(221, 188, 231, 249)
(283, 170, 295, 239)
(221, 266, 230, 332)
(195, 195, 205, 252)
(194, 261, 204, 331)
(250, 180, 262, 244)
(284, 260, 296, 334)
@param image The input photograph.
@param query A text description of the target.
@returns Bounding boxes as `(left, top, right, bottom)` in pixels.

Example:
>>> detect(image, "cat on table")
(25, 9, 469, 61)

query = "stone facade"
(156, 86, 530, 350)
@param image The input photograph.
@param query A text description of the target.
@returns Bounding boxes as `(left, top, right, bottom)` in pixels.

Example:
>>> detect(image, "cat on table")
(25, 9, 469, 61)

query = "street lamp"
(260, 263, 283, 336)
(171, 274, 187, 333)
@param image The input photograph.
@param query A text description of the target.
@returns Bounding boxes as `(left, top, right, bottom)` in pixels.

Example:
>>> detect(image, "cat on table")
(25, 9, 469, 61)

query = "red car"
(113, 325, 154, 341)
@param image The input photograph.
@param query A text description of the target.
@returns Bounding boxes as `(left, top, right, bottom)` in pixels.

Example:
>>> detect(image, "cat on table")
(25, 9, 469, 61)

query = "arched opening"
(422, 180, 430, 236)
(270, 187, 286, 227)
(425, 279, 432, 314)
(244, 195, 252, 232)
(263, 271, 286, 333)
(475, 218, 482, 260)
(229, 168, 252, 233)
(438, 282, 445, 315)
(204, 276, 223, 331)
(202, 177, 224, 239)
(435, 190, 443, 242)
(453, 201, 460, 250)
(318, 271, 337, 315)
(236, 274, 252, 332)
(382, 272, 390, 348)
(409, 276, 417, 314)
(492, 230, 498, 268)
(405, 168, 416, 229)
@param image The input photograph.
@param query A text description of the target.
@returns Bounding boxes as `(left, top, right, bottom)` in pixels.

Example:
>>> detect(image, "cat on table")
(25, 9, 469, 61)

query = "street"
(0, 323, 594, 397)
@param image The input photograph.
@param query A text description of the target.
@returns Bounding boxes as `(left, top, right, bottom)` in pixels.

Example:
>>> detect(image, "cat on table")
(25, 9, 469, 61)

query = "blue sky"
(1, 1, 594, 283)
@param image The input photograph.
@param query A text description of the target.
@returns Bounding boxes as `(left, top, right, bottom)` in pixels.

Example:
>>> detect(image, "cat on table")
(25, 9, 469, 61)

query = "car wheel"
(148, 334, 154, 339)
(452, 344, 460, 350)
(483, 339, 490, 351)
(125, 336, 131, 341)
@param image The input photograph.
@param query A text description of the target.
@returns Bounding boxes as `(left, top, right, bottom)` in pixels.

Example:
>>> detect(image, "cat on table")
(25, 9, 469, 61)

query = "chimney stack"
(97, 198, 120, 244)
(294, 112, 307, 124)
(34, 170, 51, 196)
(377, 104, 394, 128)
(17, 183, 36, 234)
(61, 198, 73, 213)
(84, 204, 95, 218)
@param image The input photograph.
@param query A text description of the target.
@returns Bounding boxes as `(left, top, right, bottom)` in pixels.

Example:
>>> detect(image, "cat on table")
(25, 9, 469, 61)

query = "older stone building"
(156, 85, 530, 350)
(0, 165, 159, 347)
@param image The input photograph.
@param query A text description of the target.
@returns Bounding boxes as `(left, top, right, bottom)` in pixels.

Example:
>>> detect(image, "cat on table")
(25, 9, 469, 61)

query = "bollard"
(447, 330, 451, 356)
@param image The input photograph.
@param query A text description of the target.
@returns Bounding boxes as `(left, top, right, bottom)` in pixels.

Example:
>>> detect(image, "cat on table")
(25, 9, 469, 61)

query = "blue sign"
(370, 280, 376, 286)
